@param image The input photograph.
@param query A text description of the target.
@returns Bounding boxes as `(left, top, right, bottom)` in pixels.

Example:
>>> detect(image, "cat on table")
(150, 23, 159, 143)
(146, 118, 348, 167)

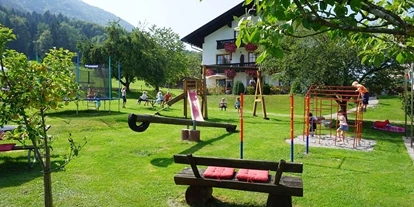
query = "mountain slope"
(0, 0, 134, 31)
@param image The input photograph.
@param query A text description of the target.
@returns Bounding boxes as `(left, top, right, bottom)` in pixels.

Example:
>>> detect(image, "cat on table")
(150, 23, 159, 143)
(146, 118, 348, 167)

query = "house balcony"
(216, 38, 245, 50)
(215, 62, 257, 67)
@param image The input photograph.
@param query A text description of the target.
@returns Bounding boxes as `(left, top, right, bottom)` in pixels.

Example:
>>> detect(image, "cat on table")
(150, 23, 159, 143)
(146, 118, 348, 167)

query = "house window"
(217, 54, 230, 64)
(216, 79, 226, 87)
(234, 31, 239, 39)
(248, 52, 257, 63)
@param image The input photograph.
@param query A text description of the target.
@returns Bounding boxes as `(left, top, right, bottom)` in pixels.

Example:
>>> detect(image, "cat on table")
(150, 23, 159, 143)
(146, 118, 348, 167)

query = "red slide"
(187, 91, 204, 122)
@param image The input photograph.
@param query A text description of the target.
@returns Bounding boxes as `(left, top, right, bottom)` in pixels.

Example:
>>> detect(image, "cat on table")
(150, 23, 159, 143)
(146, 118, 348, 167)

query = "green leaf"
(373, 56, 382, 67)
(269, 47, 284, 59)
(245, 0, 254, 5)
(349, 0, 362, 11)
(325, 0, 335, 6)
(256, 50, 268, 63)
(235, 33, 242, 47)
(282, 0, 290, 8)
(250, 30, 260, 43)
(302, 18, 312, 30)
(396, 53, 406, 63)
(320, 1, 327, 10)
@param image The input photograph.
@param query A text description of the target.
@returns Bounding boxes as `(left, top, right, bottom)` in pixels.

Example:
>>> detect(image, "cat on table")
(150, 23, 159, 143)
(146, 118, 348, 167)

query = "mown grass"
(0, 81, 413, 207)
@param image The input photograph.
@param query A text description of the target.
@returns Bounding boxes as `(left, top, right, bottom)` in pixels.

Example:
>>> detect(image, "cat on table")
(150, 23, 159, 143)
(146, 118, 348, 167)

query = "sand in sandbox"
(286, 134, 376, 151)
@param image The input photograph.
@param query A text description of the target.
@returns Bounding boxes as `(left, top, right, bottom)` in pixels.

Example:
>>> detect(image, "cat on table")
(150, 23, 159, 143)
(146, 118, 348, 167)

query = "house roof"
(181, 1, 252, 49)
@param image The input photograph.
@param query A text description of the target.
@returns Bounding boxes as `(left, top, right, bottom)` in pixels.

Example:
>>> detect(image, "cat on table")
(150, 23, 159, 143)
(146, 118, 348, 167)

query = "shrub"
(262, 83, 271, 95)
(246, 86, 255, 95)
(233, 81, 245, 95)
(270, 86, 281, 95)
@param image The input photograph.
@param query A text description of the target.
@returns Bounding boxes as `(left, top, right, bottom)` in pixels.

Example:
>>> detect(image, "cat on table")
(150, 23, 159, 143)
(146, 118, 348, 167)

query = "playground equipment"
(129, 90, 237, 134)
(75, 56, 120, 112)
(128, 114, 236, 133)
(202, 64, 268, 119)
(403, 68, 414, 148)
(303, 85, 363, 149)
(155, 78, 205, 118)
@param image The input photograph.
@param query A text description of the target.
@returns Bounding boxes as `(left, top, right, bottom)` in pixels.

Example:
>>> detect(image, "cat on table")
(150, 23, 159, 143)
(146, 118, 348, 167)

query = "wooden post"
(252, 70, 268, 119)
(202, 65, 208, 119)
(184, 79, 188, 119)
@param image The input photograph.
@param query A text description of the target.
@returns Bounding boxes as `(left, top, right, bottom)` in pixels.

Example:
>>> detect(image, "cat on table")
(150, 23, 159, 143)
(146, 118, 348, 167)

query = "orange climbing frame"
(303, 85, 364, 147)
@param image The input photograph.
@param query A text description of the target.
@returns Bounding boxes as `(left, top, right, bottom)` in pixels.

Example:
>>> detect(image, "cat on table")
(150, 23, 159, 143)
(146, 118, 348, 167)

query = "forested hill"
(0, 0, 134, 31)
(0, 5, 106, 59)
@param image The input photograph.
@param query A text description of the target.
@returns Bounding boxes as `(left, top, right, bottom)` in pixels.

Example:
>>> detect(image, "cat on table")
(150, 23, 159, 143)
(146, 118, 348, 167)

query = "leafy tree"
(184, 50, 202, 79)
(235, 0, 414, 66)
(0, 25, 85, 207)
(147, 25, 187, 88)
(35, 29, 53, 60)
(261, 32, 404, 93)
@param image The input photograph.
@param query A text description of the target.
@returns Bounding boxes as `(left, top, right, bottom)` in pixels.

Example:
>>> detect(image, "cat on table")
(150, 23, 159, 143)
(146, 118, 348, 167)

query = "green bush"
(246, 86, 255, 95)
(233, 81, 245, 95)
(270, 86, 281, 94)
(262, 83, 271, 95)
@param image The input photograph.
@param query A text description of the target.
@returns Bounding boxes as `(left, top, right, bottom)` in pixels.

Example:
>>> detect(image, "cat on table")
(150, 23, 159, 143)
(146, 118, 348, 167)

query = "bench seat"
(173, 154, 303, 206)
(175, 167, 303, 196)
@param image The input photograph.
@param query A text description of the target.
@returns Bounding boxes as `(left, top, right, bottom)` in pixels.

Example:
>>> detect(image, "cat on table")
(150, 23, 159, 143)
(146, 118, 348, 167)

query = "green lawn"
(0, 83, 413, 207)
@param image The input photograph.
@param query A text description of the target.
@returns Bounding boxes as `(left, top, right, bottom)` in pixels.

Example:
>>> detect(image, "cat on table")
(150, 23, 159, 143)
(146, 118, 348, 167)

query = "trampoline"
(75, 56, 121, 112)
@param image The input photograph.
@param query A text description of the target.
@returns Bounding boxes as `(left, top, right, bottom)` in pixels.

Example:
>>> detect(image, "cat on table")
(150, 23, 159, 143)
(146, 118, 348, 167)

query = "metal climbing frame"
(303, 85, 364, 147)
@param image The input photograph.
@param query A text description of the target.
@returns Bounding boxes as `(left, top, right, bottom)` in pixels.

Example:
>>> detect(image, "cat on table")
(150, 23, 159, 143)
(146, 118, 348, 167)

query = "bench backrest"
(174, 154, 303, 173)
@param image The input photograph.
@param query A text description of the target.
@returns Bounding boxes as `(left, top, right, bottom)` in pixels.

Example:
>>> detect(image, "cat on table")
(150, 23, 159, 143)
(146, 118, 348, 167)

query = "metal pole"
(240, 93, 244, 159)
(404, 69, 408, 139)
(290, 94, 294, 162)
(305, 96, 310, 154)
(118, 61, 121, 112)
(108, 56, 112, 113)
(411, 65, 414, 148)
(76, 53, 80, 115)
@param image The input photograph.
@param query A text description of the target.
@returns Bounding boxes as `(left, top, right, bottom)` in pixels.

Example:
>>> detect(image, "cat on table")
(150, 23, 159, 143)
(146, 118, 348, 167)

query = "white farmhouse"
(181, 1, 282, 92)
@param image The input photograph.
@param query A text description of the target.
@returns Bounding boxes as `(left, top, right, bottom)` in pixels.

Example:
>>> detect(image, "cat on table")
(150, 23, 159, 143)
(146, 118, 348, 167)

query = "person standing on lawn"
(121, 87, 126, 108)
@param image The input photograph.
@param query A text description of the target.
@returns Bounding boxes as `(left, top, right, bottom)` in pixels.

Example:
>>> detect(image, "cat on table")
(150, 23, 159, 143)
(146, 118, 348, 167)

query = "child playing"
(352, 81, 369, 112)
(156, 91, 163, 104)
(336, 110, 348, 142)
(219, 98, 227, 111)
(234, 97, 241, 115)
(309, 112, 317, 137)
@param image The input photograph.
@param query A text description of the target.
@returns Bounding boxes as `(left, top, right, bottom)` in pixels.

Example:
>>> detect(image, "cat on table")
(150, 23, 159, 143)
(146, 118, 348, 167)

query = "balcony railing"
(216, 38, 245, 50)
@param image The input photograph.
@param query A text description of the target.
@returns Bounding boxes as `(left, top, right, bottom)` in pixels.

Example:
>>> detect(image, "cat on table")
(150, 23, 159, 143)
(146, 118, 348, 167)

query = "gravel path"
(287, 134, 376, 151)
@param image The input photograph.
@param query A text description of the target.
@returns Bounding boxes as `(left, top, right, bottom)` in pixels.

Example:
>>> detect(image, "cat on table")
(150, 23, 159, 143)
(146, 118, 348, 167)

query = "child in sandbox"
(336, 110, 348, 142)
(309, 113, 317, 137)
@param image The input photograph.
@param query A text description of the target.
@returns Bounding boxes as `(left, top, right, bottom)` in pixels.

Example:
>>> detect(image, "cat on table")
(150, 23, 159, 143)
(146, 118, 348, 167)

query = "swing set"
(202, 64, 268, 119)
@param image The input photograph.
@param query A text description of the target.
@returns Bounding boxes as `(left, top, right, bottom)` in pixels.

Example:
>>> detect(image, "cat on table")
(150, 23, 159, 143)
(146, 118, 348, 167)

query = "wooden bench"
(11, 145, 38, 167)
(173, 154, 303, 207)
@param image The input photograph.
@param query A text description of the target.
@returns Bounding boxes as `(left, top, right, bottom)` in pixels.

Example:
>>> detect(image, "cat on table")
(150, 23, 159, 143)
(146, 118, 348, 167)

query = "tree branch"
(292, 0, 411, 36)
(283, 29, 332, 38)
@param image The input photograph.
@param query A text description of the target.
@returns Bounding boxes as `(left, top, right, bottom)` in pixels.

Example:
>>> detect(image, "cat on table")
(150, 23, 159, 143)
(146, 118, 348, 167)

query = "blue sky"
(82, 0, 243, 39)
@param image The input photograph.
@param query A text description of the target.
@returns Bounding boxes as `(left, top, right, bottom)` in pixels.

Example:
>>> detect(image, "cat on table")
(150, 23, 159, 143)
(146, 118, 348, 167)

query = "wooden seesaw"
(128, 114, 237, 133)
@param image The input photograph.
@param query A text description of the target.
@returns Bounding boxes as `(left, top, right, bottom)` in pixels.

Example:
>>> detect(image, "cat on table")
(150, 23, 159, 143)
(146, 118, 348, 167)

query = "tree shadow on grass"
(46, 110, 128, 118)
(0, 154, 64, 188)
(150, 133, 234, 168)
(205, 197, 265, 207)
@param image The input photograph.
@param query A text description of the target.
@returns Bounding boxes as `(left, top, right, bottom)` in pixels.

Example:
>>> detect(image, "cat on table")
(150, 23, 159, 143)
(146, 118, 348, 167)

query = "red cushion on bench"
(236, 169, 269, 182)
(203, 166, 235, 179)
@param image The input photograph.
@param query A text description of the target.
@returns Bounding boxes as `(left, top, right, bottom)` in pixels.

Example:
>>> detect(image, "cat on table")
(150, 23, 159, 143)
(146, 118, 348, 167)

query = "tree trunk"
(43, 149, 53, 207)
(41, 110, 53, 207)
